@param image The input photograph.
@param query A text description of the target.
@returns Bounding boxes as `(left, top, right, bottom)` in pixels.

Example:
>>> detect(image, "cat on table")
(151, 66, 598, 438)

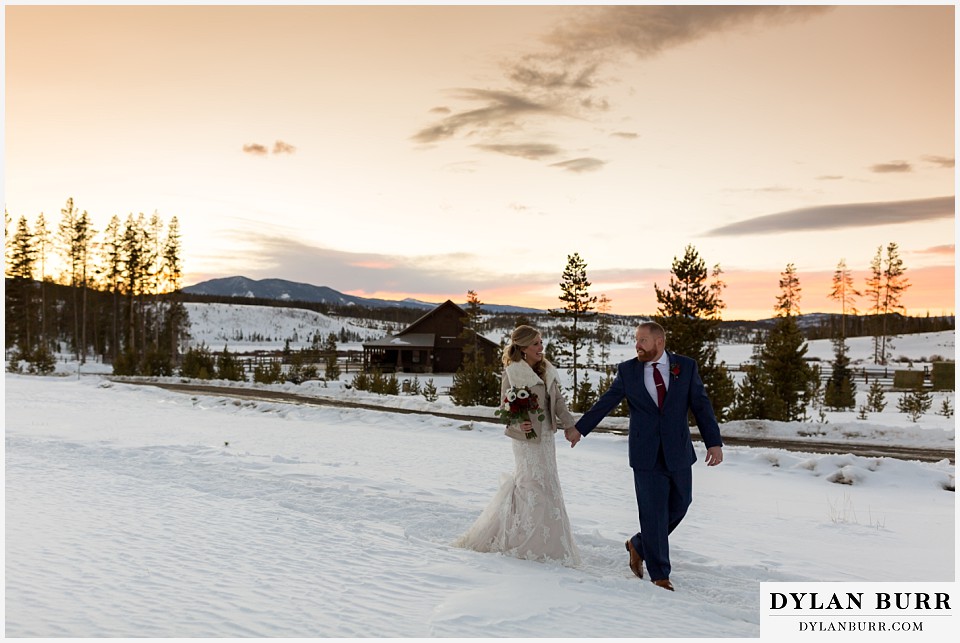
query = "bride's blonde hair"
(502, 325, 547, 377)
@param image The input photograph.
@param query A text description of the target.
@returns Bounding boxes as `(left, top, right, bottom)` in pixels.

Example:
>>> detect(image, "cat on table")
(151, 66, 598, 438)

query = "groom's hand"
(705, 446, 723, 466)
(564, 427, 581, 448)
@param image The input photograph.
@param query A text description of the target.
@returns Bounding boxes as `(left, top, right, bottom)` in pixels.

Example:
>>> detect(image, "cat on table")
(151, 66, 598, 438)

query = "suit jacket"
(501, 359, 577, 442)
(575, 352, 723, 471)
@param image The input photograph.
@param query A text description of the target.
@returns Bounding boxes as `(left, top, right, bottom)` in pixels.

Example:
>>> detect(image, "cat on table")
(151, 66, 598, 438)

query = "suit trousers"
(629, 447, 693, 581)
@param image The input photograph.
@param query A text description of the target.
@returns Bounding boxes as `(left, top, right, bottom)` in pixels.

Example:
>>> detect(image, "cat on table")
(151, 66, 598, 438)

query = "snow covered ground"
(4, 374, 955, 638)
(4, 303, 956, 637)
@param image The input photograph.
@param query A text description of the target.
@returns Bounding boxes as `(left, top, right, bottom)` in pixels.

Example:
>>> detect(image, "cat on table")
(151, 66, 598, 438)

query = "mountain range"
(183, 276, 929, 330)
(183, 276, 543, 314)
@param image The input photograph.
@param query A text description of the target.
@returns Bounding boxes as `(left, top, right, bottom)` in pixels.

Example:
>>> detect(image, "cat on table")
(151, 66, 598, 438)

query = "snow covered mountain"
(183, 275, 542, 313)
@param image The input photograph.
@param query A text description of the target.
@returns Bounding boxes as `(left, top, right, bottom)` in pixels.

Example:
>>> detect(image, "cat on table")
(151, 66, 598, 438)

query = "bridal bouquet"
(494, 385, 545, 440)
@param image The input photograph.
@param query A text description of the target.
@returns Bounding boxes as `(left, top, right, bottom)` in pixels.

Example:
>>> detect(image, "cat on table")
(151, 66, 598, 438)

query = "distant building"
(361, 300, 500, 373)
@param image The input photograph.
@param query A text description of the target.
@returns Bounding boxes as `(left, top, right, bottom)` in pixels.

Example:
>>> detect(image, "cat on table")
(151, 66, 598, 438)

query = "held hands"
(564, 427, 581, 448)
(705, 446, 723, 466)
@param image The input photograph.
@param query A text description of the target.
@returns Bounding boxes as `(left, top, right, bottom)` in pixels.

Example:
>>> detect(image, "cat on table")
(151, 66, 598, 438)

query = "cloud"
(816, 175, 844, 181)
(550, 157, 607, 173)
(230, 233, 510, 295)
(542, 5, 831, 61)
(412, 89, 554, 144)
(922, 155, 955, 168)
(244, 141, 297, 156)
(917, 244, 955, 256)
(473, 143, 562, 160)
(870, 160, 912, 173)
(242, 143, 268, 156)
(414, 6, 830, 165)
(610, 131, 640, 139)
(705, 195, 954, 236)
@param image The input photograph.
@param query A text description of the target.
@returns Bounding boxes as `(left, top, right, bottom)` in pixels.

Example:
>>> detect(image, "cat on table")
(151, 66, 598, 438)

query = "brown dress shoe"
(624, 540, 644, 578)
(652, 578, 675, 591)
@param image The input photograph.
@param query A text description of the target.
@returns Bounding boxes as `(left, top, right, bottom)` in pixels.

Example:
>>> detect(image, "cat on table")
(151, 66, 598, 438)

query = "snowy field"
(4, 303, 956, 637)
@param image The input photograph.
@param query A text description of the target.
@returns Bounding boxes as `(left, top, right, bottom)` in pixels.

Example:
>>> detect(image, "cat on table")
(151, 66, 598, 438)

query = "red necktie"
(652, 363, 665, 409)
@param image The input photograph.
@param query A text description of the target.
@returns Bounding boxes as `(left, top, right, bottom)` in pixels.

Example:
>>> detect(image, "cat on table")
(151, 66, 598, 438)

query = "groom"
(565, 321, 723, 591)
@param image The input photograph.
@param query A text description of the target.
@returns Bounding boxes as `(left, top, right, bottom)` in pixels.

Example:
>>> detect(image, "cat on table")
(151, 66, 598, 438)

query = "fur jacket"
(500, 359, 577, 442)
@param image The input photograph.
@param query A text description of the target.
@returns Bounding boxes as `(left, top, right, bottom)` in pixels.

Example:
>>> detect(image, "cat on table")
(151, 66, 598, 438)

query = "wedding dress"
(453, 410, 582, 567)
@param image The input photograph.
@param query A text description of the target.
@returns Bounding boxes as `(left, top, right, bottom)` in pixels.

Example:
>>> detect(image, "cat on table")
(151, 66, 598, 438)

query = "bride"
(453, 325, 581, 567)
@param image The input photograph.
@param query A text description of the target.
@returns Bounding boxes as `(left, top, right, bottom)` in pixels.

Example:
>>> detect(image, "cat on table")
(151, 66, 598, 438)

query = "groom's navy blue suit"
(575, 351, 723, 581)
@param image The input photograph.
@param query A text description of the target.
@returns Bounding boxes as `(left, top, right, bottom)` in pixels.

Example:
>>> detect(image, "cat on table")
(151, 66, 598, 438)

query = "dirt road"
(119, 379, 955, 464)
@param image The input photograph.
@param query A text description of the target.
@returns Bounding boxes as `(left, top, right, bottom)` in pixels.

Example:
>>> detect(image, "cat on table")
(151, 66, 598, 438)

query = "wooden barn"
(361, 300, 500, 373)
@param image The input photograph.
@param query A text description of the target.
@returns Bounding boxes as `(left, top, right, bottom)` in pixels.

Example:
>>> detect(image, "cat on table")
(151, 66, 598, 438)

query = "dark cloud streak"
(414, 6, 831, 167)
(243, 143, 268, 156)
(244, 140, 297, 156)
(232, 233, 504, 294)
(473, 143, 562, 160)
(550, 157, 606, 173)
(705, 196, 954, 236)
(543, 5, 831, 61)
(923, 155, 955, 168)
(870, 160, 912, 173)
(412, 89, 553, 144)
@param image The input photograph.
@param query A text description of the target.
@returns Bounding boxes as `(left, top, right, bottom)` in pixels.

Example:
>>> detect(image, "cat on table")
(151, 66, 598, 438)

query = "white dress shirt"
(643, 352, 670, 405)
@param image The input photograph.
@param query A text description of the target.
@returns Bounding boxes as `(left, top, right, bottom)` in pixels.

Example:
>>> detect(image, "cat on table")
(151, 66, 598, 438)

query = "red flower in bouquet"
(494, 385, 545, 440)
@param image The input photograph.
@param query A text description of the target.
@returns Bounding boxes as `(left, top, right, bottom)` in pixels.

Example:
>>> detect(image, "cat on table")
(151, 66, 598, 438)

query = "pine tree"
(180, 344, 215, 380)
(253, 360, 284, 384)
(216, 346, 245, 381)
(823, 335, 857, 410)
(572, 371, 597, 413)
(3, 209, 11, 272)
(461, 289, 484, 363)
(100, 215, 124, 363)
(121, 213, 149, 369)
(730, 362, 775, 420)
(351, 371, 371, 391)
(866, 379, 886, 413)
(938, 397, 954, 418)
(58, 199, 96, 361)
(761, 266, 814, 421)
(828, 258, 860, 339)
(761, 316, 813, 420)
(864, 246, 883, 363)
(776, 263, 802, 317)
(595, 294, 613, 370)
(161, 216, 187, 366)
(897, 389, 932, 422)
(878, 243, 910, 365)
(455, 289, 499, 399)
(323, 332, 341, 380)
(6, 216, 38, 360)
(732, 266, 814, 421)
(450, 357, 500, 406)
(422, 378, 439, 402)
(553, 252, 597, 396)
(34, 213, 52, 349)
(654, 245, 735, 420)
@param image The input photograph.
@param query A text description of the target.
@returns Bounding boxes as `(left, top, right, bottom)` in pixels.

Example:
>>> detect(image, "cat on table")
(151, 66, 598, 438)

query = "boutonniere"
(669, 362, 680, 380)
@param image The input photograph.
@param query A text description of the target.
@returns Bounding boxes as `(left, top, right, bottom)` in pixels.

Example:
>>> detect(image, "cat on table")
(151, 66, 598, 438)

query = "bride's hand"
(520, 421, 533, 433)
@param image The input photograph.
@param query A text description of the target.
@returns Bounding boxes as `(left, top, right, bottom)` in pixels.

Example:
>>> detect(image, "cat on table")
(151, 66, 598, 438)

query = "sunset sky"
(4, 3, 955, 319)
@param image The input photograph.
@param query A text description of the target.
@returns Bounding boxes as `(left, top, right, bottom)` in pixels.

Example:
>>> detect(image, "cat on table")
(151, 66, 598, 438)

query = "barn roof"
(362, 333, 435, 349)
(361, 299, 500, 351)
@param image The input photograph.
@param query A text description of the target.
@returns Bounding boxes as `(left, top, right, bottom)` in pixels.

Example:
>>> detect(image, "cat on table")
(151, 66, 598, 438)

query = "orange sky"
(346, 264, 956, 321)
(4, 4, 955, 319)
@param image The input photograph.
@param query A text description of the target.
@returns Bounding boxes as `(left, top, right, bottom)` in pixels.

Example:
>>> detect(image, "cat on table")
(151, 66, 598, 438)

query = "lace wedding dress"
(453, 431, 582, 567)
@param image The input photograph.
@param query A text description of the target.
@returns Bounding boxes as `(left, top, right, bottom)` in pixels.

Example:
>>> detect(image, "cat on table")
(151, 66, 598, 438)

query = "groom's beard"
(636, 348, 660, 362)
